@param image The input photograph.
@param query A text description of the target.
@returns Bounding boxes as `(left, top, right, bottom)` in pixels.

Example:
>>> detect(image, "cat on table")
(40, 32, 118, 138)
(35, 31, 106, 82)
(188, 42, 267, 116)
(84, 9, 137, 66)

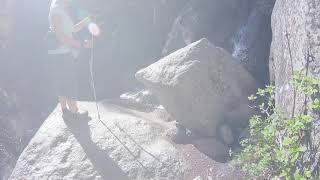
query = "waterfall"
(231, 0, 274, 84)
(232, 8, 263, 63)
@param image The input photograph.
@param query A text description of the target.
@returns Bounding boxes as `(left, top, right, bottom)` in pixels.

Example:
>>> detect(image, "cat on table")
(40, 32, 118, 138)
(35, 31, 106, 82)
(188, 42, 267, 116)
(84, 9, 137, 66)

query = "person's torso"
(48, 5, 78, 58)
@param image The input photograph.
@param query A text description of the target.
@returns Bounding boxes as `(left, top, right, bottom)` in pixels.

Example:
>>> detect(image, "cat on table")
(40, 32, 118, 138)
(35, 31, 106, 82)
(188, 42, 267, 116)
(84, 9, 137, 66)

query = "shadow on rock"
(191, 137, 230, 163)
(64, 116, 129, 180)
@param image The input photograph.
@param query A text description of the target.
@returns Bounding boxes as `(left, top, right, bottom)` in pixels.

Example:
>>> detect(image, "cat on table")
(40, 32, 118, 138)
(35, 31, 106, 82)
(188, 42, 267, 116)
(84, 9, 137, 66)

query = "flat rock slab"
(9, 102, 188, 180)
(136, 38, 257, 137)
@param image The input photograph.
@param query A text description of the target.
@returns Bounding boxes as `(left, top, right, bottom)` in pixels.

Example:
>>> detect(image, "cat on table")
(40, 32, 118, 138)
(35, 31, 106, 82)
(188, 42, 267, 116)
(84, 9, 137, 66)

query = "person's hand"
(83, 39, 93, 48)
(72, 41, 82, 49)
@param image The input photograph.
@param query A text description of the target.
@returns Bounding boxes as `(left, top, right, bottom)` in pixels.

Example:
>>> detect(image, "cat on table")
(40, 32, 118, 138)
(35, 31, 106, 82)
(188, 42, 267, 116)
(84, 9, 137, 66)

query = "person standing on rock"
(48, 0, 92, 119)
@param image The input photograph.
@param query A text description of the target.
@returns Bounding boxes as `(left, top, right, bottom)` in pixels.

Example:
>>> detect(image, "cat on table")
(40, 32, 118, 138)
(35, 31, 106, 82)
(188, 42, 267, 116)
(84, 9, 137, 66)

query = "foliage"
(233, 71, 320, 180)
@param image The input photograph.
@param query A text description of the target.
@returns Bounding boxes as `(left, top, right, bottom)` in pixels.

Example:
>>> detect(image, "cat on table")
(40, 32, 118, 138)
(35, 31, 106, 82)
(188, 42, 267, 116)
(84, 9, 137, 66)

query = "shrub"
(233, 71, 320, 180)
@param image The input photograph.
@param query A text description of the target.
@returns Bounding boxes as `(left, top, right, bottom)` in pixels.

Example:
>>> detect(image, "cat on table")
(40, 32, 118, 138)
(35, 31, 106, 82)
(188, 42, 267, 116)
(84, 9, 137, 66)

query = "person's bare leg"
(67, 98, 78, 113)
(58, 96, 68, 111)
(67, 98, 89, 118)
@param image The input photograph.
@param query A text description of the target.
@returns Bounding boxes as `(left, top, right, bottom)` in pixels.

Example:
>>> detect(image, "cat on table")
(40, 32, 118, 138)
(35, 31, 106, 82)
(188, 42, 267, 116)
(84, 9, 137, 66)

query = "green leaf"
(248, 94, 257, 101)
(305, 170, 312, 178)
(279, 171, 287, 177)
(297, 146, 306, 152)
(283, 137, 293, 146)
(311, 98, 320, 110)
(257, 88, 264, 95)
(294, 171, 306, 180)
(291, 152, 300, 163)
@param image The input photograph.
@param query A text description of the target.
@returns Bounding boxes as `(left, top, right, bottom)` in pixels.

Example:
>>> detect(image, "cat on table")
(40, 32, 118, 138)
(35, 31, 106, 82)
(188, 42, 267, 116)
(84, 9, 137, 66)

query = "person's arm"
(52, 14, 82, 49)
(73, 16, 91, 33)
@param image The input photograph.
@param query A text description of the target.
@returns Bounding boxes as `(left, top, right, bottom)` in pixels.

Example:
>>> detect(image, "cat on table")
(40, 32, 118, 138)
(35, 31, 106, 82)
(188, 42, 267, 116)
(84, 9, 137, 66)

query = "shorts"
(49, 53, 78, 99)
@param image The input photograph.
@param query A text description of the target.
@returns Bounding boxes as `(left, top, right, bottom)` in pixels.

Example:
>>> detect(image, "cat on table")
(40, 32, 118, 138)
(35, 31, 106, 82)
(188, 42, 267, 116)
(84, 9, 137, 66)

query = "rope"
(88, 21, 183, 178)
(89, 35, 156, 180)
(89, 35, 101, 121)
(114, 123, 182, 180)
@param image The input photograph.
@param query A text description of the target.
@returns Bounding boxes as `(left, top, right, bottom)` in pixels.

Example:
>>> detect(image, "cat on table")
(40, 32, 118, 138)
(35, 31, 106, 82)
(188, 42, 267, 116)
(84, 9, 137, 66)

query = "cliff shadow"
(64, 116, 129, 180)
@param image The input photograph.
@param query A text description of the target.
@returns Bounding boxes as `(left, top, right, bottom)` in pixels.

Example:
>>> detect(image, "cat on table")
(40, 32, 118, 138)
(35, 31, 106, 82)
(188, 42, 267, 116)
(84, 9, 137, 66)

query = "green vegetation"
(234, 71, 320, 180)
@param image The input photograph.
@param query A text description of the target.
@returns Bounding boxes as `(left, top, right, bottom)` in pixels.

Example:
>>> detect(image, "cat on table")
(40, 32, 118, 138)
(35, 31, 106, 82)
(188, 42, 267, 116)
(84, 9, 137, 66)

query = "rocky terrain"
(9, 38, 252, 179)
(1, 0, 275, 177)
(11, 0, 320, 179)
(9, 100, 245, 180)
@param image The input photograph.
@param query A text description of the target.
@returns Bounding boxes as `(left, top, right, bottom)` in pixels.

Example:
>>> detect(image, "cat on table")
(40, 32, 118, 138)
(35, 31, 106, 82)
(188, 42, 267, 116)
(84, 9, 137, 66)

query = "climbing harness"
(88, 33, 183, 180)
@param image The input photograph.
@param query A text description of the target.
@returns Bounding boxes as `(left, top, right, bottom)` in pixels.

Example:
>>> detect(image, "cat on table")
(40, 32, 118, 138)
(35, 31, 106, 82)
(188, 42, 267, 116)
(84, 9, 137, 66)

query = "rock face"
(162, 0, 275, 85)
(0, 89, 24, 180)
(270, 0, 320, 114)
(9, 102, 188, 180)
(270, 0, 320, 174)
(0, 0, 15, 49)
(162, 0, 249, 55)
(136, 38, 257, 137)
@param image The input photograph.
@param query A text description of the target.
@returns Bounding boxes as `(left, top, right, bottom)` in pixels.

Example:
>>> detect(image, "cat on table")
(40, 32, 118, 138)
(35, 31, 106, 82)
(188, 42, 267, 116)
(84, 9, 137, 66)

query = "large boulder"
(136, 38, 257, 137)
(9, 102, 188, 180)
(9, 101, 247, 179)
